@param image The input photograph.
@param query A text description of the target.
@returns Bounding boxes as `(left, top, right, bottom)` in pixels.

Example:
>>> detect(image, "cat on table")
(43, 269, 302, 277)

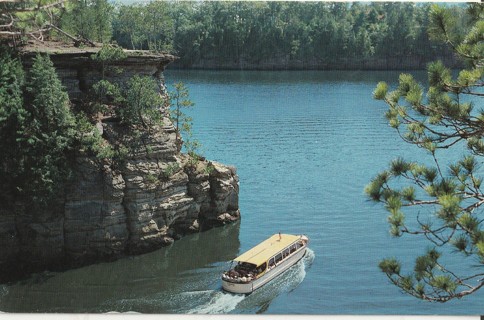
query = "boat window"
(290, 245, 296, 253)
(283, 248, 290, 257)
(275, 253, 283, 264)
(236, 262, 256, 272)
(268, 258, 275, 269)
(256, 263, 267, 274)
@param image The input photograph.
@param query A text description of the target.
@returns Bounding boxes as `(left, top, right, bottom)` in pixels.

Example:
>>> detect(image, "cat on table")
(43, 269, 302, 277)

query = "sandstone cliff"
(0, 42, 240, 281)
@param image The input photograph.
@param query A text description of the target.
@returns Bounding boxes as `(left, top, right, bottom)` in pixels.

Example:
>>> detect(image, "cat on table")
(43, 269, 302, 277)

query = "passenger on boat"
(268, 259, 275, 270)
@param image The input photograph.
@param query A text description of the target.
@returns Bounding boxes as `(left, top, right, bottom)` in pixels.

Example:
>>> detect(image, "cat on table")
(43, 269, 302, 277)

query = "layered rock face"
(0, 43, 240, 280)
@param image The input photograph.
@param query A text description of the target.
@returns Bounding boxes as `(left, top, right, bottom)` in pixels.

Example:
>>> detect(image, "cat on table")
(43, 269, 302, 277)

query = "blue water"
(163, 69, 482, 314)
(0, 70, 481, 314)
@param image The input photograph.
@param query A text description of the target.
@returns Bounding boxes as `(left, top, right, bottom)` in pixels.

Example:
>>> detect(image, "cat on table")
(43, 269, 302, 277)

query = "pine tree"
(0, 0, 66, 42)
(169, 82, 195, 152)
(366, 4, 484, 302)
(0, 53, 26, 204)
(18, 54, 76, 206)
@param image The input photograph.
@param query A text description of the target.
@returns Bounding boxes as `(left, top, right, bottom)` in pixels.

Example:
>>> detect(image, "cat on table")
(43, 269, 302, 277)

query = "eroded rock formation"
(0, 42, 240, 280)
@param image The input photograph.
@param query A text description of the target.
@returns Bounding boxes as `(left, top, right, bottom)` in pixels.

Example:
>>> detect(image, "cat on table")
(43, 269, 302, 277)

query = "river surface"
(0, 70, 482, 314)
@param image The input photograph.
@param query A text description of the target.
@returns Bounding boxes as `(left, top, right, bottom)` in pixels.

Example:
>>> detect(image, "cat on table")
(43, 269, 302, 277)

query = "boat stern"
(221, 278, 253, 294)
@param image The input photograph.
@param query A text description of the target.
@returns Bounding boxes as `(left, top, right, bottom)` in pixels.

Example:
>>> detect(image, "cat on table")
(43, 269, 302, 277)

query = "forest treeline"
(56, 1, 468, 68)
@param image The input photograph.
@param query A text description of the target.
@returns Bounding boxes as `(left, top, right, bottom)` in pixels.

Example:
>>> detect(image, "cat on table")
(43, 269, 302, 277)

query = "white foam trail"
(290, 247, 314, 288)
(0, 285, 7, 299)
(186, 290, 245, 314)
(303, 248, 315, 267)
(187, 248, 316, 314)
(269, 247, 314, 292)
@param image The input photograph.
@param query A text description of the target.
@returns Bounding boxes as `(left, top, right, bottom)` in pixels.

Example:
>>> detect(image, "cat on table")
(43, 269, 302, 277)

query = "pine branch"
(0, 0, 66, 13)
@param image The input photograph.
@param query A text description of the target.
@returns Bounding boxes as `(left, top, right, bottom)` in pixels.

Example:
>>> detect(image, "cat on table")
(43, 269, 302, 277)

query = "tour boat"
(221, 233, 309, 294)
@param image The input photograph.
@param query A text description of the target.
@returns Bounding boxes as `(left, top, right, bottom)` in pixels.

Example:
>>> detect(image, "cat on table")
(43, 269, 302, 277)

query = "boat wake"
(185, 248, 315, 314)
(101, 249, 315, 314)
(185, 290, 245, 314)
(234, 247, 315, 313)
(0, 285, 7, 299)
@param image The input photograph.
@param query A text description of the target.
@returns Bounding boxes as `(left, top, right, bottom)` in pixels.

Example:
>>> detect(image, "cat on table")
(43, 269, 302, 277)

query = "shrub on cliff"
(119, 75, 164, 129)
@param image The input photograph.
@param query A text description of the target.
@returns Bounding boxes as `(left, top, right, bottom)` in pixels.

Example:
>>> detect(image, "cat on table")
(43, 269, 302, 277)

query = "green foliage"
(378, 258, 401, 275)
(112, 1, 174, 51)
(119, 75, 164, 128)
(430, 275, 457, 294)
(373, 82, 388, 100)
(367, 4, 484, 302)
(0, 52, 116, 207)
(86, 45, 179, 166)
(161, 163, 181, 180)
(60, 0, 114, 43)
(71, 110, 115, 161)
(401, 186, 416, 202)
(86, 45, 127, 118)
(390, 157, 411, 176)
(21, 55, 77, 203)
(91, 79, 121, 112)
(364, 171, 390, 201)
(427, 61, 452, 89)
(0, 53, 26, 201)
(145, 173, 158, 186)
(0, 54, 76, 206)
(477, 242, 484, 261)
(110, 2, 454, 67)
(170, 82, 193, 145)
(0, 53, 25, 131)
(427, 4, 456, 44)
(168, 82, 203, 167)
(452, 234, 468, 253)
(91, 44, 127, 81)
(203, 163, 215, 175)
(0, 0, 65, 44)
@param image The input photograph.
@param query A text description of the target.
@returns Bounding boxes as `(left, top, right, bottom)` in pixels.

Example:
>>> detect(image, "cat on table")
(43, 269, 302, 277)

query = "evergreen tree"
(0, 54, 79, 206)
(0, 53, 26, 204)
(169, 82, 196, 154)
(366, 4, 484, 302)
(20, 54, 77, 205)
(119, 75, 164, 129)
(0, 0, 66, 42)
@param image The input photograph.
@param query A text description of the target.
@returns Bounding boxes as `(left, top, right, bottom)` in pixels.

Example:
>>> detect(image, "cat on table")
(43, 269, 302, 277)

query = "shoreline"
(167, 55, 461, 72)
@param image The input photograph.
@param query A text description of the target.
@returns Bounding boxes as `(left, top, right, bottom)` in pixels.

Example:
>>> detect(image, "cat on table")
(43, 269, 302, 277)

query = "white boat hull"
(222, 246, 307, 294)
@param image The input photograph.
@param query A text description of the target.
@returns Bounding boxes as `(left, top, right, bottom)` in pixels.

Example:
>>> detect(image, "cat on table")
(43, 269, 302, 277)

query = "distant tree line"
(1, 1, 467, 68)
(109, 1, 467, 68)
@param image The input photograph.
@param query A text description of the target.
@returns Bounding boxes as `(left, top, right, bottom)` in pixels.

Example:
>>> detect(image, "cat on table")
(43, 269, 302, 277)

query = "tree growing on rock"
(365, 4, 484, 302)
(119, 75, 164, 129)
(0, 52, 110, 207)
(169, 82, 198, 154)
(0, 54, 77, 206)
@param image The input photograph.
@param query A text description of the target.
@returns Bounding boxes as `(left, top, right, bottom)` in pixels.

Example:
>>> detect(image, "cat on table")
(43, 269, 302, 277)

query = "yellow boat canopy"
(234, 234, 301, 266)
